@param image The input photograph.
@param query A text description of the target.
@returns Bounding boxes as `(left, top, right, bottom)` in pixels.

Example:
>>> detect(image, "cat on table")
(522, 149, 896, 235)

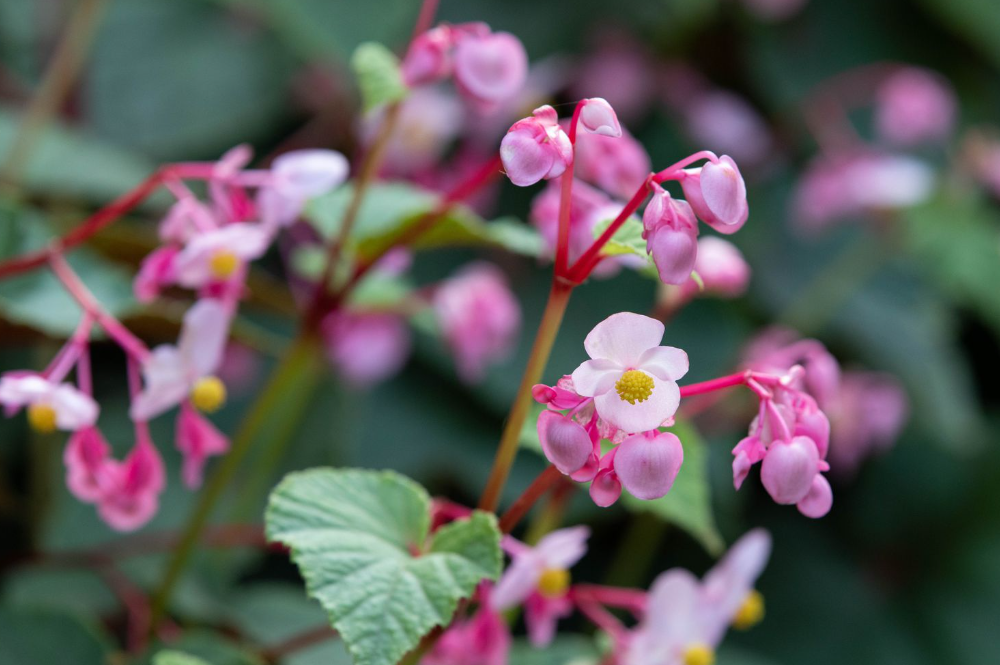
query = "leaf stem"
(498, 464, 563, 533)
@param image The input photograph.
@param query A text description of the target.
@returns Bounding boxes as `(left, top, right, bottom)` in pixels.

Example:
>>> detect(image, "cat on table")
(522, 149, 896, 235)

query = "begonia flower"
(258, 149, 349, 227)
(424, 589, 510, 665)
(875, 67, 956, 147)
(643, 185, 700, 285)
(321, 311, 412, 387)
(677, 155, 749, 233)
(676, 237, 751, 303)
(96, 433, 166, 532)
(500, 105, 573, 187)
(172, 223, 271, 288)
(176, 402, 230, 489)
(453, 30, 528, 112)
(0, 373, 98, 433)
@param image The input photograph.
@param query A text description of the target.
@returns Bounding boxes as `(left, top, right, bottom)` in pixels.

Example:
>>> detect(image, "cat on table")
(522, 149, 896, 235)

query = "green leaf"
(0, 204, 137, 336)
(592, 214, 648, 259)
(0, 106, 154, 203)
(620, 421, 724, 554)
(304, 181, 543, 260)
(153, 652, 213, 665)
(351, 42, 408, 112)
(0, 607, 112, 665)
(265, 468, 503, 665)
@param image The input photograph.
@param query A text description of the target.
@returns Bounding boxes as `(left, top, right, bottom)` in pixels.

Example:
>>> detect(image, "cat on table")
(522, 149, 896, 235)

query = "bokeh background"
(2, 0, 1000, 663)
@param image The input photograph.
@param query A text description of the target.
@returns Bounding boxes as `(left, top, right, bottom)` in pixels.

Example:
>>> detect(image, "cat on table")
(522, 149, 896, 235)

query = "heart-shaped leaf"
(266, 468, 502, 665)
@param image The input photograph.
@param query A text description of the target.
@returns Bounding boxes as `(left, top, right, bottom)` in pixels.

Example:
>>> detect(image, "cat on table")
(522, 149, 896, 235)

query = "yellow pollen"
(209, 250, 240, 279)
(615, 369, 654, 404)
(732, 589, 765, 630)
(682, 644, 715, 665)
(191, 376, 227, 413)
(27, 403, 57, 433)
(536, 568, 571, 598)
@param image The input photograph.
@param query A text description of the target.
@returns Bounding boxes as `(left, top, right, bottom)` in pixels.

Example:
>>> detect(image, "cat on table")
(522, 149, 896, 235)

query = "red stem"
(554, 102, 586, 276)
(498, 464, 563, 533)
(409, 0, 440, 43)
(566, 177, 652, 282)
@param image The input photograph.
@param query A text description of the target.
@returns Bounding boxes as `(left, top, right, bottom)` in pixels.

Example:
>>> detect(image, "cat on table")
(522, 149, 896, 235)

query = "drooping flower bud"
(500, 105, 574, 187)
(678, 155, 749, 233)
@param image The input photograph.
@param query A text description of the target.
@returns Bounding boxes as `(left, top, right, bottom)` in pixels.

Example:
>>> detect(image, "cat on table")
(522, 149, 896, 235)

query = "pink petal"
(64, 427, 112, 503)
(500, 128, 555, 187)
(97, 438, 165, 532)
(179, 298, 231, 378)
(491, 555, 540, 610)
(570, 358, 622, 397)
(535, 525, 590, 569)
(453, 32, 527, 106)
(589, 468, 622, 507)
(637, 346, 689, 382)
(176, 404, 230, 489)
(700, 156, 747, 226)
(648, 225, 699, 285)
(797, 474, 833, 518)
(614, 431, 684, 500)
(701, 529, 772, 643)
(134, 247, 178, 304)
(583, 312, 665, 366)
(760, 436, 819, 504)
(570, 451, 600, 482)
(537, 411, 593, 475)
(271, 149, 349, 200)
(594, 373, 679, 434)
(579, 98, 622, 137)
(525, 593, 571, 647)
(50, 385, 99, 431)
(642, 568, 704, 641)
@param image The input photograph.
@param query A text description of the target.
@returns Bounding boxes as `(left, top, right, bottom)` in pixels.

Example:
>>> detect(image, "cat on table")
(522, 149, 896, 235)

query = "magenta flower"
(571, 312, 688, 434)
(875, 67, 956, 147)
(0, 373, 98, 433)
(574, 125, 651, 200)
(677, 155, 749, 234)
(131, 299, 231, 421)
(95, 434, 166, 532)
(176, 403, 230, 489)
(499, 105, 573, 187)
(492, 527, 589, 646)
(425, 586, 510, 665)
(433, 263, 520, 383)
(622, 529, 772, 665)
(64, 427, 113, 503)
(321, 311, 412, 387)
(642, 185, 700, 285)
(134, 246, 179, 304)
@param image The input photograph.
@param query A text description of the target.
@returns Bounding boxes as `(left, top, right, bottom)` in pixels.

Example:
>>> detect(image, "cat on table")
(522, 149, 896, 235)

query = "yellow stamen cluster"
(732, 589, 765, 630)
(615, 369, 654, 404)
(209, 250, 240, 279)
(191, 376, 227, 413)
(536, 568, 571, 598)
(682, 644, 715, 665)
(27, 403, 58, 433)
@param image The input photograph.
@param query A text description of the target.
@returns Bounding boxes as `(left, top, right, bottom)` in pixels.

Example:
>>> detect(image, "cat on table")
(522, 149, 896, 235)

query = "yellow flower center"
(732, 589, 765, 630)
(27, 403, 57, 433)
(209, 250, 240, 279)
(615, 369, 654, 404)
(536, 568, 571, 598)
(682, 644, 715, 665)
(190, 376, 227, 413)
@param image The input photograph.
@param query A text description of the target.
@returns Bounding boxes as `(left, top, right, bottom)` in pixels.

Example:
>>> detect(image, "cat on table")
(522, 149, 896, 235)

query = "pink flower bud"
(589, 467, 622, 507)
(537, 410, 593, 475)
(760, 436, 819, 505)
(64, 427, 112, 503)
(613, 430, 684, 500)
(682, 237, 750, 300)
(134, 246, 178, 304)
(732, 435, 766, 490)
(453, 31, 528, 112)
(679, 155, 749, 233)
(97, 435, 166, 532)
(573, 126, 651, 200)
(500, 106, 573, 187)
(796, 474, 833, 518)
(578, 98, 622, 137)
(401, 26, 455, 87)
(875, 67, 956, 147)
(643, 185, 700, 285)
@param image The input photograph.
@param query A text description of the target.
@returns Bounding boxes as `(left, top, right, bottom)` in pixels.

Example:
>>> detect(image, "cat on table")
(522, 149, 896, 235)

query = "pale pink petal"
(271, 149, 349, 200)
(583, 312, 665, 366)
(538, 411, 593, 475)
(453, 32, 527, 107)
(614, 431, 684, 500)
(594, 373, 679, 434)
(589, 468, 622, 507)
(525, 593, 571, 647)
(701, 529, 772, 643)
(0, 374, 53, 409)
(700, 156, 747, 226)
(134, 247, 178, 303)
(131, 346, 189, 421)
(500, 128, 555, 187)
(637, 346, 689, 382)
(51, 384, 99, 430)
(535, 525, 590, 569)
(491, 554, 541, 610)
(570, 358, 622, 397)
(797, 474, 833, 518)
(648, 225, 699, 285)
(579, 98, 622, 137)
(179, 299, 231, 379)
(642, 568, 704, 642)
(176, 404, 230, 488)
(760, 436, 819, 504)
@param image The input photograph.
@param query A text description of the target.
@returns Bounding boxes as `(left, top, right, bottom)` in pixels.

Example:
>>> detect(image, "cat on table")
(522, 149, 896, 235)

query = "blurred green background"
(1, 0, 1000, 663)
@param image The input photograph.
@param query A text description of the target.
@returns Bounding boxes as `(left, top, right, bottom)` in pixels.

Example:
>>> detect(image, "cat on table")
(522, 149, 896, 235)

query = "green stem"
(149, 334, 321, 630)
(478, 283, 573, 513)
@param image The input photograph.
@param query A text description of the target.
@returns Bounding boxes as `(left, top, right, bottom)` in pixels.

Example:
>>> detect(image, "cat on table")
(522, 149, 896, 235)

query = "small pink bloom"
(760, 436, 820, 504)
(529, 179, 612, 264)
(500, 105, 573, 187)
(453, 31, 528, 112)
(64, 427, 112, 502)
(678, 155, 749, 233)
(134, 246, 179, 304)
(613, 430, 684, 500)
(172, 223, 271, 288)
(578, 98, 622, 137)
(258, 149, 349, 227)
(0, 373, 98, 431)
(131, 299, 230, 421)
(642, 184, 700, 285)
(537, 410, 594, 475)
(96, 434, 166, 532)
(321, 311, 411, 387)
(875, 67, 956, 146)
(571, 312, 688, 433)
(433, 263, 520, 383)
(679, 237, 751, 301)
(401, 25, 458, 87)
(176, 402, 230, 489)
(425, 592, 510, 665)
(574, 126, 651, 200)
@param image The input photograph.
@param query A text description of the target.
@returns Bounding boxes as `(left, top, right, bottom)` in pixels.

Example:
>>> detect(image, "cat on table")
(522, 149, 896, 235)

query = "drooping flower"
(176, 402, 230, 489)
(642, 185, 700, 285)
(574, 125, 651, 200)
(321, 311, 412, 387)
(622, 529, 772, 665)
(500, 105, 573, 187)
(131, 298, 231, 421)
(433, 263, 520, 383)
(677, 155, 749, 234)
(492, 527, 589, 646)
(0, 373, 98, 433)
(571, 312, 688, 434)
(875, 67, 956, 147)
(64, 427, 113, 502)
(96, 433, 166, 532)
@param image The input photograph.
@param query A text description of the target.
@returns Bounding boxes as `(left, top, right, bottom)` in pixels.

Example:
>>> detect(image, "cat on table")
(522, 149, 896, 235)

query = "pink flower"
(96, 434, 166, 532)
(499, 105, 573, 187)
(529, 179, 612, 265)
(571, 313, 688, 434)
(743, 327, 841, 409)
(131, 299, 231, 421)
(574, 125, 651, 200)
(677, 237, 751, 302)
(622, 530, 772, 665)
(0, 373, 98, 432)
(172, 223, 271, 288)
(453, 31, 528, 113)
(578, 97, 622, 137)
(875, 67, 956, 147)
(258, 149, 349, 227)
(613, 430, 684, 500)
(134, 246, 179, 304)
(642, 185, 700, 285)
(64, 427, 113, 502)
(678, 155, 749, 234)
(537, 409, 596, 475)
(321, 311, 412, 387)
(401, 25, 459, 87)
(424, 592, 510, 665)
(492, 527, 589, 646)
(433, 263, 520, 383)
(176, 402, 230, 489)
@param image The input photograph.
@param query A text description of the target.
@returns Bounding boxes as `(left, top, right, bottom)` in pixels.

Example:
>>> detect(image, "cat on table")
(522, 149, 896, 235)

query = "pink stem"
(572, 583, 647, 614)
(652, 149, 718, 183)
(43, 312, 94, 382)
(410, 0, 440, 43)
(76, 345, 92, 395)
(554, 101, 587, 277)
(679, 371, 749, 398)
(574, 598, 629, 644)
